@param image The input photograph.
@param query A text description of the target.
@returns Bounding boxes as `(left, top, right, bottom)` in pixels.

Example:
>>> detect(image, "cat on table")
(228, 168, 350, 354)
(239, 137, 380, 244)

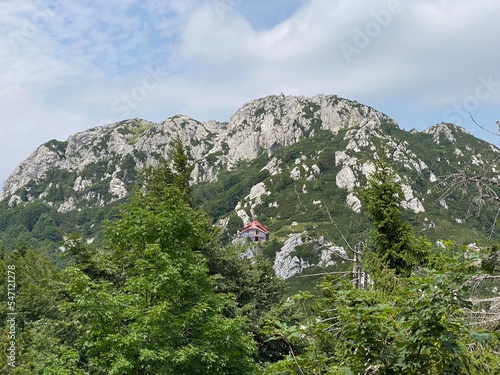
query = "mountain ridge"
(1, 94, 398, 205)
(0, 95, 480, 206)
(1, 93, 499, 278)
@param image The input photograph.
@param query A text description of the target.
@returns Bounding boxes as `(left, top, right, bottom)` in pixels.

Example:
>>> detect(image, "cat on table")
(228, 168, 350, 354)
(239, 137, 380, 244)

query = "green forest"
(1, 144, 499, 374)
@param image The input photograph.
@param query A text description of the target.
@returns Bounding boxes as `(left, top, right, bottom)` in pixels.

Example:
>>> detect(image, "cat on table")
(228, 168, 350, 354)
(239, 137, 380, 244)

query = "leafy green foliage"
(201, 243, 285, 364)
(61, 174, 257, 373)
(0, 156, 285, 373)
(262, 158, 499, 374)
(264, 264, 499, 374)
(143, 138, 195, 206)
(0, 248, 78, 374)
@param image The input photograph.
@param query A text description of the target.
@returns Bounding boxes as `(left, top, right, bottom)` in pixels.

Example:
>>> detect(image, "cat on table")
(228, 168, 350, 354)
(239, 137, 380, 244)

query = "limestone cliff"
(2, 94, 499, 279)
(1, 94, 396, 209)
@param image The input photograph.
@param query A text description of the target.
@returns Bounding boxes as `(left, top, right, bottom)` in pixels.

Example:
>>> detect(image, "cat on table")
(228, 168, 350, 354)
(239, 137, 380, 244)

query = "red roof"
(241, 220, 269, 234)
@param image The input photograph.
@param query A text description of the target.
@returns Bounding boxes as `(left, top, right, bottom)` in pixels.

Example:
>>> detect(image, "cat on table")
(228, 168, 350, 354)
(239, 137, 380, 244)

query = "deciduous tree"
(63, 172, 257, 374)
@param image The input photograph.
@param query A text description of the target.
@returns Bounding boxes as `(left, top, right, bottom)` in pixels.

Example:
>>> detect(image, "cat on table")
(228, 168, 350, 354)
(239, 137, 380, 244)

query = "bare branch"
(294, 271, 352, 278)
(469, 113, 500, 137)
(466, 293, 500, 305)
(306, 237, 355, 262)
(488, 207, 500, 238)
(323, 202, 359, 254)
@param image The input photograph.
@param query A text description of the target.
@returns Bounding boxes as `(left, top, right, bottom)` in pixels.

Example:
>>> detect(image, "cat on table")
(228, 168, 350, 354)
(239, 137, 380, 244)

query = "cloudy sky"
(1, 0, 499, 186)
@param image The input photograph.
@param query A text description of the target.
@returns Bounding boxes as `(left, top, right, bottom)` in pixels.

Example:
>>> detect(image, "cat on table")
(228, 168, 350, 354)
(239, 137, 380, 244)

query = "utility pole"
(352, 242, 363, 289)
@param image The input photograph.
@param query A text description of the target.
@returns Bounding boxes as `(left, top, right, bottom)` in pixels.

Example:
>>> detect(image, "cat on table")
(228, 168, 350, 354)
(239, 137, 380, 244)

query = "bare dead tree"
(464, 274, 500, 329)
(435, 114, 500, 238)
(436, 166, 500, 238)
(436, 115, 500, 329)
(294, 202, 366, 288)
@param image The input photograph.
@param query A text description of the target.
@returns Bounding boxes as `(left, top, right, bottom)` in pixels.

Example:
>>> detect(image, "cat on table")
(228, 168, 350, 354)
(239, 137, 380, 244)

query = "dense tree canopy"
(63, 185, 257, 374)
(1, 146, 498, 374)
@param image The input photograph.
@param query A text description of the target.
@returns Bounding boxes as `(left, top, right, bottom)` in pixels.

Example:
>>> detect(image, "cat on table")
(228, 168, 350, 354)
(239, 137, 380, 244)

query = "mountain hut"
(240, 220, 269, 243)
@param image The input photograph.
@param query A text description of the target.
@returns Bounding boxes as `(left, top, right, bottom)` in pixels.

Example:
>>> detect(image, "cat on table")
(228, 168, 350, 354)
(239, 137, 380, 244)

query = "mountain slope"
(0, 94, 393, 208)
(1, 94, 499, 278)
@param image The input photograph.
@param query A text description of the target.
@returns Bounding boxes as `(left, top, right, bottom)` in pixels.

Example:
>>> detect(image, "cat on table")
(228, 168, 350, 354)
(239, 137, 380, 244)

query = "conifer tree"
(361, 156, 429, 276)
(143, 138, 195, 206)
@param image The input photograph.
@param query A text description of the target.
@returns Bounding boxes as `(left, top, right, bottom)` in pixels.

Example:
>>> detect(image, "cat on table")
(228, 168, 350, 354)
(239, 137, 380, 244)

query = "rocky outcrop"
(223, 94, 392, 167)
(272, 232, 349, 279)
(1, 94, 396, 210)
(2, 94, 498, 226)
(273, 234, 309, 279)
(423, 123, 470, 145)
(3, 93, 500, 279)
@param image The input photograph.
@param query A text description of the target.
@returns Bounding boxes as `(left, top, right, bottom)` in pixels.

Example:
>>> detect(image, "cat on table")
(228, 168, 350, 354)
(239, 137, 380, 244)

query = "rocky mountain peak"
(1, 94, 496, 223)
(223, 94, 396, 168)
(423, 122, 471, 144)
(2, 94, 500, 280)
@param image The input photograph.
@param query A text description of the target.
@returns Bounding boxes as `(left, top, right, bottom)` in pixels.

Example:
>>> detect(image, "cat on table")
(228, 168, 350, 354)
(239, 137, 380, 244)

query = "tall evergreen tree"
(361, 156, 430, 277)
(143, 138, 195, 206)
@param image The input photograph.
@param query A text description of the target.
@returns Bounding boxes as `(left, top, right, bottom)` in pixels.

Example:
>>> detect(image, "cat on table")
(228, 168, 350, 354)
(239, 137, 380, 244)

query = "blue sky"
(1, 0, 500, 186)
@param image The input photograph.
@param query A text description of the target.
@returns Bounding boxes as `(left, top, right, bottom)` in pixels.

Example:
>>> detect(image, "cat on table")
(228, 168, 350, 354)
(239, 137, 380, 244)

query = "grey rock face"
(2, 93, 494, 221)
(423, 123, 470, 145)
(3, 94, 499, 279)
(1, 94, 396, 210)
(273, 234, 309, 279)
